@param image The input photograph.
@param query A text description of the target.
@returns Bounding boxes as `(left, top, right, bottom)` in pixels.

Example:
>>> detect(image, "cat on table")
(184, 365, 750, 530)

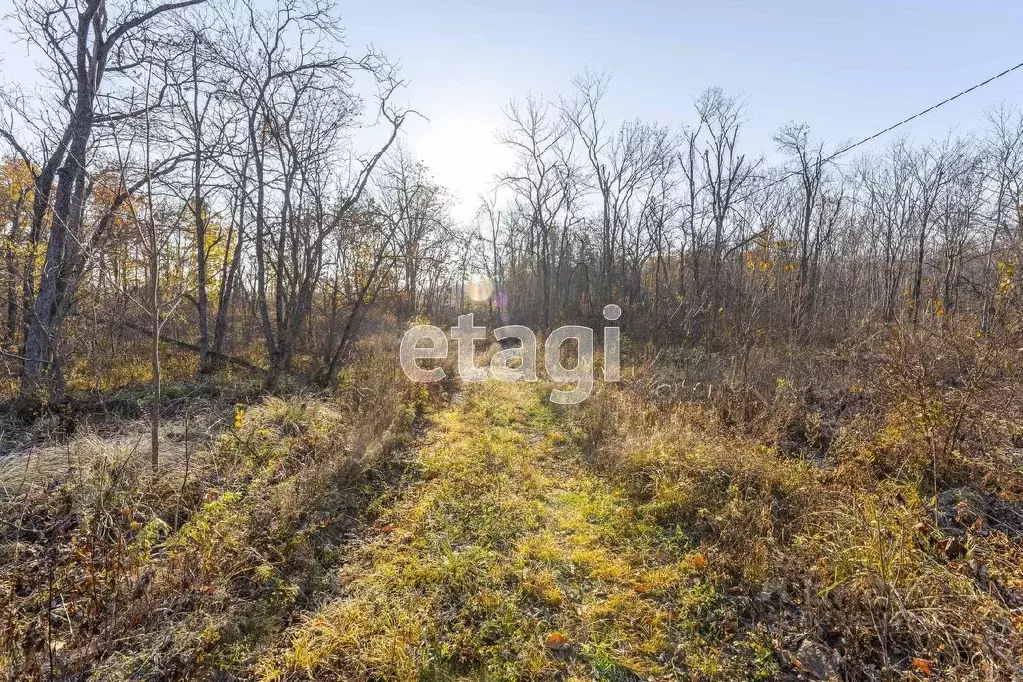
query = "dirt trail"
(259, 380, 763, 681)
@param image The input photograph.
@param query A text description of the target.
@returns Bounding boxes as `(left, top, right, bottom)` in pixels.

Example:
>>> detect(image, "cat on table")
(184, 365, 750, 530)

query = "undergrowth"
(3, 323, 1022, 681)
(0, 335, 448, 680)
(576, 321, 1023, 680)
(261, 381, 778, 681)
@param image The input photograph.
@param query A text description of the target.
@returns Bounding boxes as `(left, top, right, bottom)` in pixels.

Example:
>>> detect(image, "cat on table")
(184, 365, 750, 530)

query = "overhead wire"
(750, 59, 1023, 196)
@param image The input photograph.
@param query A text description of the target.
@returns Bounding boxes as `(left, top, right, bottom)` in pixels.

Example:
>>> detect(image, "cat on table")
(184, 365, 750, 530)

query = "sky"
(3, 0, 1023, 221)
(336, 0, 1023, 220)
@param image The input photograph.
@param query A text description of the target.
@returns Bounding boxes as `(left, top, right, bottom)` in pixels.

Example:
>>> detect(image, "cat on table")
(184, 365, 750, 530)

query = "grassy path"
(260, 380, 772, 681)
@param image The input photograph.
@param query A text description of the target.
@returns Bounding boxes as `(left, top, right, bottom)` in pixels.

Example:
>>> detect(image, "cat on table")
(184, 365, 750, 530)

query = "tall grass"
(0, 334, 448, 680)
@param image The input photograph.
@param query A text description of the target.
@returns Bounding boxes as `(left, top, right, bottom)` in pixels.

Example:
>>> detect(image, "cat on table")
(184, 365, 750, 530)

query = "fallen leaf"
(544, 632, 570, 650)
(692, 553, 708, 570)
(633, 582, 648, 593)
(912, 658, 932, 676)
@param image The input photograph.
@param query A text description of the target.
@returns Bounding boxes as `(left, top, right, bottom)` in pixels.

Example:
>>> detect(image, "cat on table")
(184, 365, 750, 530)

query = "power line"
(753, 58, 1023, 195)
(822, 58, 1023, 164)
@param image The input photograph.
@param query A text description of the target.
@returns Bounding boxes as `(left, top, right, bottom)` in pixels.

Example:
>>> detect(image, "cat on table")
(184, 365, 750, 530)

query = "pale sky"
(3, 0, 1023, 221)
(338, 0, 1023, 220)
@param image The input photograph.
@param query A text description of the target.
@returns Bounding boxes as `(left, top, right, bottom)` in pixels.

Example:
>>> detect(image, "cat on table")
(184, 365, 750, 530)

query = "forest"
(1, 0, 1022, 680)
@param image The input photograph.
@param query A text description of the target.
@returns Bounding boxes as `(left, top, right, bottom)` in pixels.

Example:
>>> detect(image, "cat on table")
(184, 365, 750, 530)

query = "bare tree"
(499, 94, 581, 327)
(2, 0, 204, 401)
(222, 0, 408, 389)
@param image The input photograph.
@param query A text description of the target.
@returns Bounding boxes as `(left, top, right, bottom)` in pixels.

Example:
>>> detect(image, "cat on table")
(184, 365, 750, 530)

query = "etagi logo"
(399, 305, 622, 405)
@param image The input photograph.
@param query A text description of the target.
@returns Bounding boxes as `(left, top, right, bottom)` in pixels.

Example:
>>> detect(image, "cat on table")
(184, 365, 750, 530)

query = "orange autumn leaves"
(912, 657, 933, 676)
(543, 631, 570, 650)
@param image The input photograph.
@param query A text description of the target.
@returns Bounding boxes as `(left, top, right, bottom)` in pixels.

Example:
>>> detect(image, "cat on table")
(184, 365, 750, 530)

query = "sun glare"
(466, 273, 494, 302)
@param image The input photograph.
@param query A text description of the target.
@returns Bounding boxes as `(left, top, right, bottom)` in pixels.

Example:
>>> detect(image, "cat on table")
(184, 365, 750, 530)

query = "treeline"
(1, 0, 1022, 405)
(0, 0, 470, 402)
(476, 75, 1023, 346)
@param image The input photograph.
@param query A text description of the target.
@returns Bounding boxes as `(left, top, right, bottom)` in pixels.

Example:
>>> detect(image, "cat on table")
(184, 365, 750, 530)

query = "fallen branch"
(100, 317, 266, 374)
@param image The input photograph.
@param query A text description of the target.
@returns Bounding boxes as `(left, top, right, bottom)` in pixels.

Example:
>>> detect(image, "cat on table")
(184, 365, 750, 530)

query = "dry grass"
(0, 430, 200, 497)
(3, 322, 1022, 680)
(0, 334, 447, 681)
(259, 380, 778, 681)
(574, 319, 1023, 680)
